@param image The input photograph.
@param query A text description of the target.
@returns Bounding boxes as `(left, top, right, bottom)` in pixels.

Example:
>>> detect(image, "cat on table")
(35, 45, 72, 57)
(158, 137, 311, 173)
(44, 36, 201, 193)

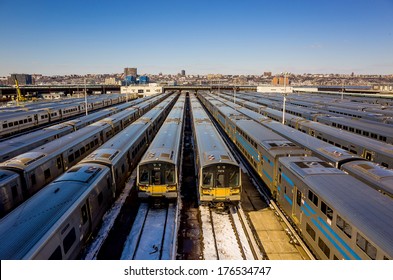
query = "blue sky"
(1, 0, 392, 75)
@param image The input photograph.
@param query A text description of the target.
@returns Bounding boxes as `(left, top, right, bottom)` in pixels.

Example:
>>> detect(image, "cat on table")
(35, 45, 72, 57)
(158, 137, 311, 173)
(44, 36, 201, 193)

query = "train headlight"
(166, 185, 177, 192)
(139, 185, 148, 191)
(230, 188, 240, 194)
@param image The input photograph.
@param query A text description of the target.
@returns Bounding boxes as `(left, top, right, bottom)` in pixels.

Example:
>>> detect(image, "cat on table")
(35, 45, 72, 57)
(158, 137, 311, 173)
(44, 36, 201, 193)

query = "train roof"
(0, 164, 109, 259)
(280, 156, 393, 257)
(138, 98, 185, 166)
(0, 124, 107, 170)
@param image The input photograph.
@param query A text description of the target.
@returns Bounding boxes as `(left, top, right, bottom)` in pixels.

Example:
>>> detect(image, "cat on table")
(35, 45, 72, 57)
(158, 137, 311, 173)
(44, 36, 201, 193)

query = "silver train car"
(0, 163, 114, 259)
(137, 94, 185, 199)
(0, 94, 127, 138)
(190, 94, 241, 206)
(0, 95, 167, 216)
(277, 156, 393, 260)
(0, 94, 177, 259)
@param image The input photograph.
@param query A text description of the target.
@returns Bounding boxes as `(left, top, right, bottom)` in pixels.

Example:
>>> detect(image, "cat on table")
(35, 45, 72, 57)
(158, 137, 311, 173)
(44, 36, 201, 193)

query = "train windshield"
(202, 164, 240, 188)
(138, 163, 176, 185)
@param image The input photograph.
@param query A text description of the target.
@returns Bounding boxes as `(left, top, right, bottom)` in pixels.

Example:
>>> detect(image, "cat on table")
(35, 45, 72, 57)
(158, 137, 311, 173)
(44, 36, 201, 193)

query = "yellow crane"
(14, 77, 26, 105)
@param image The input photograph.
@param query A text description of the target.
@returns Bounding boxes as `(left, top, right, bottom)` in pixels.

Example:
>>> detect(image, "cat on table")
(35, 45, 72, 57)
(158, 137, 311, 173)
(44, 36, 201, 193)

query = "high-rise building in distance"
(181, 70, 186, 76)
(8, 74, 33, 85)
(124, 67, 137, 77)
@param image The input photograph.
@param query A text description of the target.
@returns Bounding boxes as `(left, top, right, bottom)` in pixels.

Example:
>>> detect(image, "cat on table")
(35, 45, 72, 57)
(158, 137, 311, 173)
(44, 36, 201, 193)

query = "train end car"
(277, 156, 393, 260)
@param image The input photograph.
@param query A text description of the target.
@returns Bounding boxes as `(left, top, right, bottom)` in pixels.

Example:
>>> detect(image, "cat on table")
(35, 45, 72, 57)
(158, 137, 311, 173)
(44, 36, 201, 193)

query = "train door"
(363, 150, 374, 161)
(79, 200, 92, 241)
(292, 187, 302, 226)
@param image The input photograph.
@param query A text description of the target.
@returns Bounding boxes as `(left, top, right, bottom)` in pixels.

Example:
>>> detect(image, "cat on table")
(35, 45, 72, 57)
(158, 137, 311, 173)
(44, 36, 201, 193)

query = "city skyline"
(1, 0, 393, 76)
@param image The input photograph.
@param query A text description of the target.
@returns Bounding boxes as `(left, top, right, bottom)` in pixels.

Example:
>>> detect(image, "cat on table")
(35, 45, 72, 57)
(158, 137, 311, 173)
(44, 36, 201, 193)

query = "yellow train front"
(137, 94, 185, 199)
(190, 94, 241, 206)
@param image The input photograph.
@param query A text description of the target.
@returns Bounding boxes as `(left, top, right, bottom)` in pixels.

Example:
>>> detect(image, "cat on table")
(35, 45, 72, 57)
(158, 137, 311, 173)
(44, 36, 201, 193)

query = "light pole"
(282, 72, 289, 124)
(84, 78, 88, 116)
(233, 87, 236, 104)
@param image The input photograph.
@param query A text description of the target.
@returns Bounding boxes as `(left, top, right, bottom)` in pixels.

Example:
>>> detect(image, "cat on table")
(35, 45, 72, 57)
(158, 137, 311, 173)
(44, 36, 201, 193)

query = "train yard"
(0, 91, 392, 260)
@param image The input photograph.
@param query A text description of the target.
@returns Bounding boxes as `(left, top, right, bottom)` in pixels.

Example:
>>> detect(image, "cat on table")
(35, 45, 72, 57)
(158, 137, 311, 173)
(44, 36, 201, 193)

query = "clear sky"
(1, 0, 392, 76)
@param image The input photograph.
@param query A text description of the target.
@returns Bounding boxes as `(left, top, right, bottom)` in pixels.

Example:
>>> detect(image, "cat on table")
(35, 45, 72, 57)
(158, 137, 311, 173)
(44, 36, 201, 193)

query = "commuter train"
(189, 94, 241, 206)
(0, 94, 127, 138)
(220, 92, 393, 169)
(198, 92, 393, 259)
(0, 94, 177, 259)
(137, 94, 185, 199)
(208, 93, 393, 198)
(0, 94, 168, 216)
(0, 96, 151, 163)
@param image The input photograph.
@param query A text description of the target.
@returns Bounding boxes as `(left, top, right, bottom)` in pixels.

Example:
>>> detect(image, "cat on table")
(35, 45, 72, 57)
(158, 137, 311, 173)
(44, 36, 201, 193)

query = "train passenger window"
(356, 233, 377, 260)
(24, 119, 27, 123)
(68, 154, 74, 163)
(80, 147, 85, 155)
(90, 141, 94, 149)
(336, 215, 352, 238)
(350, 149, 357, 154)
(356, 129, 361, 134)
(321, 201, 333, 220)
(2, 124, 7, 128)
(63, 228, 76, 255)
(308, 190, 318, 206)
(8, 122, 13, 127)
(363, 131, 369, 137)
(98, 192, 103, 206)
(94, 139, 99, 145)
(56, 157, 62, 169)
(202, 173, 213, 187)
(28, 118, 32, 122)
(85, 144, 90, 152)
(318, 238, 330, 258)
(306, 223, 316, 241)
(81, 205, 88, 224)
(371, 133, 377, 139)
(381, 162, 388, 168)
(349, 127, 354, 132)
(19, 120, 23, 125)
(165, 170, 175, 184)
(379, 136, 387, 142)
(44, 169, 51, 179)
(75, 150, 80, 159)
(343, 126, 348, 130)
(48, 246, 62, 260)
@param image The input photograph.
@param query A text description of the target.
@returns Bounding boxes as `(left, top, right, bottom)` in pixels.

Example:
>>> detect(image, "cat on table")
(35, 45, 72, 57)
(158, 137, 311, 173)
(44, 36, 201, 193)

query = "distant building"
(9, 74, 33, 85)
(272, 76, 289, 86)
(181, 70, 186, 76)
(124, 67, 137, 77)
(257, 85, 293, 93)
(372, 84, 393, 92)
(104, 77, 120, 85)
(121, 83, 163, 98)
(139, 76, 150, 84)
(123, 75, 136, 86)
(263, 72, 272, 77)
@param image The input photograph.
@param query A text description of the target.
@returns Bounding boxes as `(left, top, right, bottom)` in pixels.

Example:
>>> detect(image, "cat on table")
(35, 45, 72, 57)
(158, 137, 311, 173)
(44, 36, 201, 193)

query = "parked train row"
(220, 92, 393, 169)
(211, 92, 393, 198)
(137, 94, 186, 199)
(231, 92, 393, 144)
(0, 94, 178, 259)
(0, 94, 128, 138)
(0, 94, 169, 216)
(190, 94, 241, 206)
(0, 96, 153, 163)
(198, 92, 393, 260)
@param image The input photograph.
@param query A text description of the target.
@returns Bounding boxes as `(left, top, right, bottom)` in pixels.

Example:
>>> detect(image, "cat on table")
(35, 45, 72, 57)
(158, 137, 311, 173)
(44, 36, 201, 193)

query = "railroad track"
(200, 205, 261, 260)
(120, 202, 178, 260)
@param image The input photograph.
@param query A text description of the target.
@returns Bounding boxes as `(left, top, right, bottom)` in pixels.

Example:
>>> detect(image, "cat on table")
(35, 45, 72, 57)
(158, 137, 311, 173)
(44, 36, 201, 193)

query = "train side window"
(381, 162, 388, 168)
(356, 233, 377, 260)
(8, 122, 13, 127)
(121, 164, 125, 174)
(371, 133, 377, 139)
(98, 192, 103, 206)
(356, 129, 361, 134)
(48, 246, 62, 260)
(44, 169, 51, 179)
(19, 120, 23, 125)
(308, 190, 318, 206)
(379, 136, 387, 142)
(80, 147, 85, 155)
(318, 237, 330, 258)
(63, 228, 76, 255)
(68, 154, 74, 163)
(24, 119, 27, 123)
(336, 215, 352, 238)
(363, 131, 369, 137)
(350, 149, 357, 154)
(81, 204, 88, 224)
(74, 150, 80, 159)
(2, 124, 7, 129)
(90, 141, 94, 149)
(85, 144, 90, 152)
(306, 223, 316, 241)
(349, 127, 354, 132)
(31, 174, 37, 185)
(94, 139, 99, 145)
(139, 170, 149, 184)
(321, 201, 333, 220)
